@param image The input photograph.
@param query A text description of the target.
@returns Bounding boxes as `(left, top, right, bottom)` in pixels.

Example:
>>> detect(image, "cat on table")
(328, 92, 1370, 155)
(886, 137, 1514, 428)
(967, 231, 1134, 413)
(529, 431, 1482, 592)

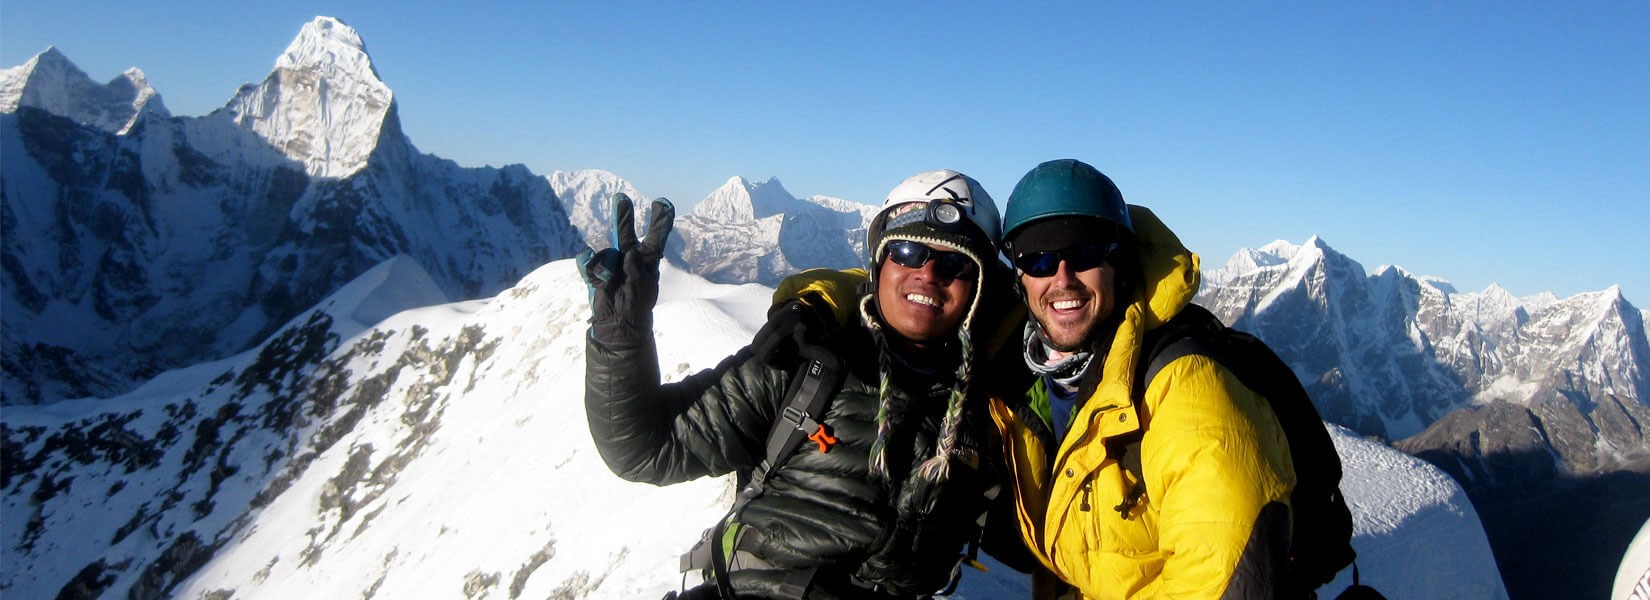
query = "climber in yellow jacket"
(987, 159, 1295, 599)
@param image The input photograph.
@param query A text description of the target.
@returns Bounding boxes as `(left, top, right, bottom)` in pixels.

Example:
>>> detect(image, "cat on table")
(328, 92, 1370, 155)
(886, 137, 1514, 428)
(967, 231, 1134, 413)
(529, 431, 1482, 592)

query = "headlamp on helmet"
(880, 199, 980, 239)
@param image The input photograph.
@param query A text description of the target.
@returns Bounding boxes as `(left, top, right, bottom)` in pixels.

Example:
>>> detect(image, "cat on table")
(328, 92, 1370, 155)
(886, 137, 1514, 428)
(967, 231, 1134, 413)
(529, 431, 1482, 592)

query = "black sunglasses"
(1014, 241, 1118, 278)
(885, 240, 977, 280)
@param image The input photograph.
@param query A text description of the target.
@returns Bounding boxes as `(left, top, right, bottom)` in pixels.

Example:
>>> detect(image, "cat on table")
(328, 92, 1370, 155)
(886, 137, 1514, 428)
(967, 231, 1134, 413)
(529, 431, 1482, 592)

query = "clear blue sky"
(5, 2, 1647, 305)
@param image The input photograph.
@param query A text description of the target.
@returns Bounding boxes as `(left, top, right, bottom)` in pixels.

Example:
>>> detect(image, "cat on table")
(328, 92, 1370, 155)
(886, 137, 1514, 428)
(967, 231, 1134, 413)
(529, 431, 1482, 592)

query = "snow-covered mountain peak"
(1480, 282, 1512, 298)
(1257, 239, 1302, 260)
(1581, 286, 1640, 324)
(695, 176, 761, 221)
(0, 46, 167, 134)
(1272, 235, 1348, 269)
(1605, 284, 1627, 304)
(275, 16, 378, 82)
(0, 47, 75, 112)
(1373, 264, 1457, 296)
(1302, 234, 1334, 254)
(694, 176, 800, 222)
(223, 15, 393, 178)
(747, 176, 795, 203)
(1418, 275, 1456, 294)
(1, 48, 55, 98)
(1539, 285, 1633, 320)
(549, 168, 636, 199)
(670, 176, 873, 286)
(1219, 246, 1292, 278)
(1200, 234, 1647, 474)
(805, 194, 878, 217)
(1289, 236, 1368, 278)
(1522, 291, 1561, 313)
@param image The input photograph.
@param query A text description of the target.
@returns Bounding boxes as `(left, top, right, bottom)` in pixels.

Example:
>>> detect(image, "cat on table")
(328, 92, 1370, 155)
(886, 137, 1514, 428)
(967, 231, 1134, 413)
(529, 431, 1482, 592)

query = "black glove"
(577, 193, 675, 343)
(749, 293, 837, 367)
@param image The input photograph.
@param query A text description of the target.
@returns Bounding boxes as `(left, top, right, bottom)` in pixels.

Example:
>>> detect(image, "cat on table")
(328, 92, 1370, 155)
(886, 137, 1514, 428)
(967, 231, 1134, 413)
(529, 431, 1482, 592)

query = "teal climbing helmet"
(1001, 159, 1133, 248)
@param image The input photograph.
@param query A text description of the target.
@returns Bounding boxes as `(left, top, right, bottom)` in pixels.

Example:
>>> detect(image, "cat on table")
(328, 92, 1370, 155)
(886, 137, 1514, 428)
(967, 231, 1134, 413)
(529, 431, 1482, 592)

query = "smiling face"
(874, 243, 977, 346)
(1020, 258, 1116, 353)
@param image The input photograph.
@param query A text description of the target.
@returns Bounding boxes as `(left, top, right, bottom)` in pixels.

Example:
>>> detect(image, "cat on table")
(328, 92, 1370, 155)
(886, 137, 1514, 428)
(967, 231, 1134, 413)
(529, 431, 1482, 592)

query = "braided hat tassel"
(863, 295, 899, 482)
(915, 327, 971, 484)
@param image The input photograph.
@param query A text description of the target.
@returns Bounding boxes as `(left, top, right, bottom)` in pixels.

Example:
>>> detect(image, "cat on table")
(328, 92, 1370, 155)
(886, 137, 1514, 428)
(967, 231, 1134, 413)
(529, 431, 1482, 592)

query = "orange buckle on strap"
(808, 425, 838, 453)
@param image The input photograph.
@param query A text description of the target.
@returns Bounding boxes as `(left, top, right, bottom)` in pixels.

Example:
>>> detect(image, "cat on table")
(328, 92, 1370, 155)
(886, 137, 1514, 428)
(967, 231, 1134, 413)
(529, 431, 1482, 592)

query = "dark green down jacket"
(584, 323, 1007, 599)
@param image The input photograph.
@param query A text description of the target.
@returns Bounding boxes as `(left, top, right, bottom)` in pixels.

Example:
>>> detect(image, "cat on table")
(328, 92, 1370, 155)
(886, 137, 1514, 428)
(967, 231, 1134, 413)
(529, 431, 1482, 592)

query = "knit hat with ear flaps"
(864, 169, 1002, 321)
(859, 169, 1002, 485)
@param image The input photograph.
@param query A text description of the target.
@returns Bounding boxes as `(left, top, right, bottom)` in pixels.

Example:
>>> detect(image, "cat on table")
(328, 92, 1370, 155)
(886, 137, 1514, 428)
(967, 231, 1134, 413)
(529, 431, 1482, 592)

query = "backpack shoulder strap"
(1137, 304, 1227, 391)
(688, 343, 846, 595)
(1112, 306, 1226, 517)
(747, 345, 845, 496)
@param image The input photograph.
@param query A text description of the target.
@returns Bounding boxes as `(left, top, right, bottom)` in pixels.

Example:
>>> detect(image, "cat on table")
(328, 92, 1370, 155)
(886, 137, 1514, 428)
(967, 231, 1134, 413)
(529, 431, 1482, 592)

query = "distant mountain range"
(550, 170, 877, 286)
(3, 15, 1644, 600)
(1, 20, 583, 405)
(1198, 237, 1648, 463)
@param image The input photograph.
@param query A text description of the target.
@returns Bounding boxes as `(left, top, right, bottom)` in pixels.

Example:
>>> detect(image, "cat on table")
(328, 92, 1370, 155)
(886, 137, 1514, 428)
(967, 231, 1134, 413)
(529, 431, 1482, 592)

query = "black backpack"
(679, 300, 995, 598)
(1118, 304, 1357, 598)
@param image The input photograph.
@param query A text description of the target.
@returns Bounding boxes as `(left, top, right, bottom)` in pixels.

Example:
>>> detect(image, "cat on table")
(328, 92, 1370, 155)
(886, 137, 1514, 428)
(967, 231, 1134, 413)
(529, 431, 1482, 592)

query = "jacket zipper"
(1052, 405, 1114, 513)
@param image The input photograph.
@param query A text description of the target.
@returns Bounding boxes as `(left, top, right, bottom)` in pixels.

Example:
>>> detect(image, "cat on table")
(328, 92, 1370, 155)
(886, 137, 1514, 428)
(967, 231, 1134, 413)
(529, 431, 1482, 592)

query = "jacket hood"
(1129, 204, 1201, 330)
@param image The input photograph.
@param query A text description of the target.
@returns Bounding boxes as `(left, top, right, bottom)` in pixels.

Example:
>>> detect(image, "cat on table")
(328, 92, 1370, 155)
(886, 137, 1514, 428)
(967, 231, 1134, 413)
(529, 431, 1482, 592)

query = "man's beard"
(1033, 307, 1122, 355)
(1031, 308, 1097, 353)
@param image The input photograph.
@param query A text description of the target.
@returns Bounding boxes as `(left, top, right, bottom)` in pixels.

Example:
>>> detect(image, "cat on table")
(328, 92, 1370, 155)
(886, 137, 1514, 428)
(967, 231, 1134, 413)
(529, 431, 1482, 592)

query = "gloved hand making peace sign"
(577, 193, 675, 343)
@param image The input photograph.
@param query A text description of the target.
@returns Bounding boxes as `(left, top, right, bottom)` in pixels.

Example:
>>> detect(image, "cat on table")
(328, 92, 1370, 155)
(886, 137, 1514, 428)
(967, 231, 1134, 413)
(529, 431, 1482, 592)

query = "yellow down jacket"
(992, 205, 1295, 599)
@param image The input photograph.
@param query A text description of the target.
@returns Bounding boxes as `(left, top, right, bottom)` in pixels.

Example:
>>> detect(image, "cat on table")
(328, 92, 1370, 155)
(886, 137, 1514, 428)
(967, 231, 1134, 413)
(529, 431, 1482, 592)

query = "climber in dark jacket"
(580, 169, 1034, 599)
